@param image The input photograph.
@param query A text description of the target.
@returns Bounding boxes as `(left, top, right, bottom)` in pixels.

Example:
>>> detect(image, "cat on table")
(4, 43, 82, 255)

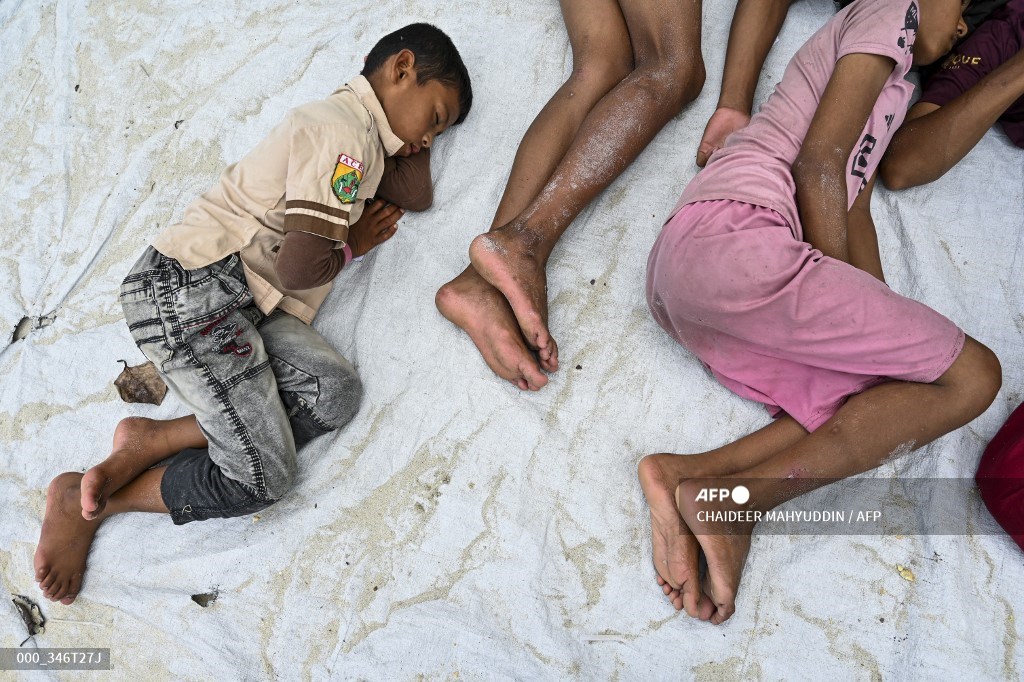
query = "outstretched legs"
(439, 0, 705, 387)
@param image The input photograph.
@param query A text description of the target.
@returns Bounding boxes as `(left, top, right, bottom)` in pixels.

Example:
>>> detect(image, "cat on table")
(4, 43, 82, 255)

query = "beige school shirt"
(152, 76, 405, 324)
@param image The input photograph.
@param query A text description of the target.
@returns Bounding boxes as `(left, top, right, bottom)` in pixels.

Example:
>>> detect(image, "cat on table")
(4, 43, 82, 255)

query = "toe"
(681, 580, 702, 618)
(697, 594, 716, 621)
(68, 574, 83, 601)
(520, 361, 548, 391)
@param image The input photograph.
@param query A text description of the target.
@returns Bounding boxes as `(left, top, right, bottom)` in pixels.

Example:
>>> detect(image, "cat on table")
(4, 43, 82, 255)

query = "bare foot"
(695, 106, 751, 167)
(436, 267, 550, 390)
(35, 473, 104, 605)
(675, 479, 753, 625)
(468, 226, 558, 372)
(82, 417, 160, 520)
(638, 454, 715, 619)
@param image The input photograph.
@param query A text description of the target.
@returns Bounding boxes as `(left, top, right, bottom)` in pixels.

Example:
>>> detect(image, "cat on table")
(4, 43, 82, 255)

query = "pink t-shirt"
(673, 0, 920, 239)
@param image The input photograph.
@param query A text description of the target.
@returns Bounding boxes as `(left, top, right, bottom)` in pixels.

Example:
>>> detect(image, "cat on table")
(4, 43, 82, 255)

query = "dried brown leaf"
(114, 360, 167, 405)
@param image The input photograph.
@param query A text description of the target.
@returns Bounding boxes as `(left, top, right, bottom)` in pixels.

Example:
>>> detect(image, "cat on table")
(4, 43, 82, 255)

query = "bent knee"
(949, 338, 1002, 416)
(316, 363, 364, 430)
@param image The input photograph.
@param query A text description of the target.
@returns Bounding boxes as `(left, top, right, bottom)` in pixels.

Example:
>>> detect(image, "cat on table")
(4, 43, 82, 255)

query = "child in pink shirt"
(639, 0, 1001, 625)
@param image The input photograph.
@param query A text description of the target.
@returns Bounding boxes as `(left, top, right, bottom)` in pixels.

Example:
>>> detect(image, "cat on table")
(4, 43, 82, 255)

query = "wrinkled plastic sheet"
(1, 0, 1022, 678)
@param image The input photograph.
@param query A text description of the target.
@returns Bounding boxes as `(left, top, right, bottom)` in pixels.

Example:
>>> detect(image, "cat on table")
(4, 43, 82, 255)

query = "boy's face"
(914, 0, 969, 65)
(379, 50, 462, 157)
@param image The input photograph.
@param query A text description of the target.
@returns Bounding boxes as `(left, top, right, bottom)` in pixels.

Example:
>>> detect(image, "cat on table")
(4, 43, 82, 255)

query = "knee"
(634, 46, 706, 114)
(567, 48, 633, 99)
(955, 340, 1002, 419)
(315, 362, 363, 431)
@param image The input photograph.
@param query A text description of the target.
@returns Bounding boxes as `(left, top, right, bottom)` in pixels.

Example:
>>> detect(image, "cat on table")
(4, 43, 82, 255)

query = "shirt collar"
(345, 75, 406, 157)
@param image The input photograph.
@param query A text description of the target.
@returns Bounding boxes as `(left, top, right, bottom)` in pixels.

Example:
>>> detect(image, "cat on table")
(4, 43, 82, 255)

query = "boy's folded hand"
(347, 199, 403, 257)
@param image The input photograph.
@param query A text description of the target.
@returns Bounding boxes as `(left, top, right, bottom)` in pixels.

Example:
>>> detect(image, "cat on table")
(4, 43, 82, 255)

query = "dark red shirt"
(919, 0, 1024, 148)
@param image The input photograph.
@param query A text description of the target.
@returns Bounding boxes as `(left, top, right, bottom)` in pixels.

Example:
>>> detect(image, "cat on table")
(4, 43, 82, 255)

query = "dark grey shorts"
(120, 247, 362, 524)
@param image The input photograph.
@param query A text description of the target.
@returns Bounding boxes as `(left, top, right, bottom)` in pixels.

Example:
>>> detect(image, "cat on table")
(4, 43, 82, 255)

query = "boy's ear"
(393, 48, 416, 82)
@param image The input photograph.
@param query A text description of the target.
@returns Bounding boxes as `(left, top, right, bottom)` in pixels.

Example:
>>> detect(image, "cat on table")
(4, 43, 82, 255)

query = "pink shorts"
(646, 200, 965, 432)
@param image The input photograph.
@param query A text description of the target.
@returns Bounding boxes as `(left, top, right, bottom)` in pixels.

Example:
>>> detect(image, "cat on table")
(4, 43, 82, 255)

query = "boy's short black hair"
(362, 23, 472, 124)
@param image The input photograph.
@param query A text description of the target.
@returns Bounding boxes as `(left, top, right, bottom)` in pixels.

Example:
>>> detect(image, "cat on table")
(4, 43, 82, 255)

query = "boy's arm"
(880, 48, 1024, 190)
(697, 0, 797, 166)
(376, 149, 433, 211)
(792, 53, 895, 264)
(276, 201, 403, 290)
(717, 0, 799, 115)
(847, 170, 885, 283)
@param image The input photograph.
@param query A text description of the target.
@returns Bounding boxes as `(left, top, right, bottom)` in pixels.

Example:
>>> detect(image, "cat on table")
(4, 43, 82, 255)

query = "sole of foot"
(468, 230, 558, 372)
(436, 268, 549, 390)
(35, 472, 102, 605)
(638, 454, 715, 619)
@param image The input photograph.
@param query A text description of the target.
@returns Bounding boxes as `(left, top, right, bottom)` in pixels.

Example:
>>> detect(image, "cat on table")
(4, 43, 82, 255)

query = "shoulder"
(835, 0, 918, 69)
(286, 89, 375, 141)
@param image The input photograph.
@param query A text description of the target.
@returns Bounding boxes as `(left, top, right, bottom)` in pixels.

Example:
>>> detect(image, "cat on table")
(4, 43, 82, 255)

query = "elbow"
(877, 157, 916, 191)
(401, 187, 433, 212)
(276, 252, 325, 291)
(791, 154, 837, 189)
(277, 269, 316, 291)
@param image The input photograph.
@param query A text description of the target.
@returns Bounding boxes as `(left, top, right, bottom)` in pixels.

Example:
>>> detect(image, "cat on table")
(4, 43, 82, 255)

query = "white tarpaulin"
(2, 0, 1022, 678)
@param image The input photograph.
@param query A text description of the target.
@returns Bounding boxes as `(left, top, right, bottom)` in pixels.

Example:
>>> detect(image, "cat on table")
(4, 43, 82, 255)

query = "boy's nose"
(422, 133, 434, 148)
(956, 18, 968, 38)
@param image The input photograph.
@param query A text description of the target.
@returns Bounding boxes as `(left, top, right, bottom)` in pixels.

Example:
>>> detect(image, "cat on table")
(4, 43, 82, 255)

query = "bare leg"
(35, 468, 169, 604)
(638, 416, 807, 616)
(695, 0, 797, 166)
(437, 0, 633, 386)
(674, 337, 1001, 624)
(80, 416, 206, 520)
(470, 0, 706, 366)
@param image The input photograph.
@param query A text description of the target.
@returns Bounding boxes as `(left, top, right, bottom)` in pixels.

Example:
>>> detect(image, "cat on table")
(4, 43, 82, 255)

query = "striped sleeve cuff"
(284, 199, 350, 241)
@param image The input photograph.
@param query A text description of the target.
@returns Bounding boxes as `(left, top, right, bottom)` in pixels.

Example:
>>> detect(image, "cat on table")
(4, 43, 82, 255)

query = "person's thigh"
(618, 0, 702, 63)
(560, 0, 632, 69)
(120, 249, 296, 502)
(258, 310, 362, 449)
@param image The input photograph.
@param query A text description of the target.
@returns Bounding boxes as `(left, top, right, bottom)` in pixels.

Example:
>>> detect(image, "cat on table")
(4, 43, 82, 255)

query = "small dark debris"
(603, 283, 606, 286)
(414, 502, 425, 512)
(12, 595, 45, 645)
(191, 588, 218, 607)
(115, 360, 168, 405)
(345, 561, 350, 565)
(575, 364, 582, 370)
(314, 503, 317, 508)
(74, 84, 80, 92)
(174, 119, 185, 129)
(589, 279, 595, 285)
(11, 316, 32, 343)
(879, 617, 885, 623)
(372, 586, 378, 592)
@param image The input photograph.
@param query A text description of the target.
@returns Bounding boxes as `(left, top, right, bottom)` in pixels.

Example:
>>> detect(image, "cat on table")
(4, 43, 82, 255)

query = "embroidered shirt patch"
(332, 153, 364, 204)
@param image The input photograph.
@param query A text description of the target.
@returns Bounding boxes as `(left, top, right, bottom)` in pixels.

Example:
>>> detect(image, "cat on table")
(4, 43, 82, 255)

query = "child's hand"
(348, 200, 403, 257)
